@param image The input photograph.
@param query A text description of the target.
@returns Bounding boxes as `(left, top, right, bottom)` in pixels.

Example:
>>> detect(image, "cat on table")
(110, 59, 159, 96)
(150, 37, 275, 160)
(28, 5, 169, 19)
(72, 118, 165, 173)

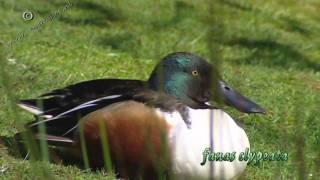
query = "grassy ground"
(0, 0, 319, 179)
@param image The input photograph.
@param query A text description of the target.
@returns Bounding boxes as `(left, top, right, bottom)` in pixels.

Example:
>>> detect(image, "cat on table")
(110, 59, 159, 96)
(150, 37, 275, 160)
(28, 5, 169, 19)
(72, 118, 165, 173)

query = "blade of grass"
(36, 100, 50, 162)
(98, 119, 113, 173)
(79, 121, 90, 170)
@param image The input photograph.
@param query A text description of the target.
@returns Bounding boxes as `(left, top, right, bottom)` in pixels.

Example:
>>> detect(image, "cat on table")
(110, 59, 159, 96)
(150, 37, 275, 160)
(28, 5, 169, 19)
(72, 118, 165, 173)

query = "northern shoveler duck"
(6, 52, 265, 179)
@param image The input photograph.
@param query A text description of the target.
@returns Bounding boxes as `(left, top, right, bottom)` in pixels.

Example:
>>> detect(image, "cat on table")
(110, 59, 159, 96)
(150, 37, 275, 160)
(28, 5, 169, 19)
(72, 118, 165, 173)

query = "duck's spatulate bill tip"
(218, 81, 266, 114)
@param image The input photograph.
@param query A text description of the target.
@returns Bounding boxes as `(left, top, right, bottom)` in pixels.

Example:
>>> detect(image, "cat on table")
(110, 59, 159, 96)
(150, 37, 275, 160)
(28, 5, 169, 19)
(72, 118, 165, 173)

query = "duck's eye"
(191, 70, 199, 76)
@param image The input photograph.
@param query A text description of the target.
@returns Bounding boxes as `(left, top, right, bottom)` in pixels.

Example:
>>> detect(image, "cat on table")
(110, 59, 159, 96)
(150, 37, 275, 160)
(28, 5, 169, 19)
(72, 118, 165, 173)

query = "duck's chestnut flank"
(79, 101, 172, 179)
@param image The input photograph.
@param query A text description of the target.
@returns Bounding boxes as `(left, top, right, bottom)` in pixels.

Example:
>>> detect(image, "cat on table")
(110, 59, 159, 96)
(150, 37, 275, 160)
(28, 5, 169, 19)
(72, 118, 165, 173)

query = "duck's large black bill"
(218, 81, 266, 114)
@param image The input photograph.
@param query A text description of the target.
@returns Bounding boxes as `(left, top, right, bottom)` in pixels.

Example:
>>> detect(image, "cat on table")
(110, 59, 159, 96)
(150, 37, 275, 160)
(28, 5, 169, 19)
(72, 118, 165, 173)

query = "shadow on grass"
(96, 32, 138, 55)
(226, 38, 320, 71)
(220, 0, 253, 12)
(221, 0, 311, 36)
(95, 1, 195, 57)
(56, 1, 124, 27)
(148, 1, 195, 29)
(35, 0, 124, 27)
(54, 0, 194, 28)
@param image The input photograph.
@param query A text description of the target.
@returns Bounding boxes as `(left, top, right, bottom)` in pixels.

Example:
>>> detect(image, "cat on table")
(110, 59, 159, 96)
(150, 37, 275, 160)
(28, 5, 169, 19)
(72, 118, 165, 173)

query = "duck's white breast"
(158, 108, 250, 180)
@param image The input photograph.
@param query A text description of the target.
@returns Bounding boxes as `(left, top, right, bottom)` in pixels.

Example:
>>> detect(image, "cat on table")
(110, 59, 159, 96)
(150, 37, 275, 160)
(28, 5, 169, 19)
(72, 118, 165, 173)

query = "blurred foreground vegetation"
(0, 0, 319, 179)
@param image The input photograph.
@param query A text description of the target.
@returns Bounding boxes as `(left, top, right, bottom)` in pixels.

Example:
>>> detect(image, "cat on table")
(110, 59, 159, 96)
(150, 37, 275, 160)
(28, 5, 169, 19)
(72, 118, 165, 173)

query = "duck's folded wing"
(18, 79, 147, 117)
(26, 93, 135, 137)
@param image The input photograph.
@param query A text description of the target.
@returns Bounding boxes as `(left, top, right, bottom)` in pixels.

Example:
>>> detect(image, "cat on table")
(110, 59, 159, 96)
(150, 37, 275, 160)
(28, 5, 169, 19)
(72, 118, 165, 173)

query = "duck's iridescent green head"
(148, 52, 217, 109)
(148, 52, 265, 113)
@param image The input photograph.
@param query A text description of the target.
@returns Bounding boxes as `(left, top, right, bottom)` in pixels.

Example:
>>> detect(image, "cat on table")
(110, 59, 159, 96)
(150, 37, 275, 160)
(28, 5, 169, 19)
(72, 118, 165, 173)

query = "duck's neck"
(148, 72, 189, 100)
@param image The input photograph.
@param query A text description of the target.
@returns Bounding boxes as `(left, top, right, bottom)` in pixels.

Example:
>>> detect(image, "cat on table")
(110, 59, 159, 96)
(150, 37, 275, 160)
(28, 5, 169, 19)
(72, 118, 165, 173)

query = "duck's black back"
(21, 79, 147, 116)
(20, 79, 148, 136)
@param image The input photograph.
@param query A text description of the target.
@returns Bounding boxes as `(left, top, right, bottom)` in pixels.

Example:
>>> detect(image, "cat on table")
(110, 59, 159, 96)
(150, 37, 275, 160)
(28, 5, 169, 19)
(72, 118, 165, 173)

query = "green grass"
(0, 0, 319, 179)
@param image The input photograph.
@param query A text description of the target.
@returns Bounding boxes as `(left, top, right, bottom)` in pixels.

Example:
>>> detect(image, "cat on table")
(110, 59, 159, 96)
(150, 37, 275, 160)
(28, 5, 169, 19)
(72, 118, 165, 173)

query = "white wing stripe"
(29, 94, 122, 127)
